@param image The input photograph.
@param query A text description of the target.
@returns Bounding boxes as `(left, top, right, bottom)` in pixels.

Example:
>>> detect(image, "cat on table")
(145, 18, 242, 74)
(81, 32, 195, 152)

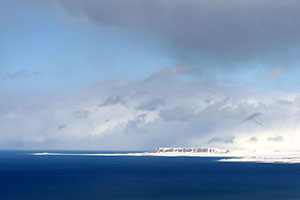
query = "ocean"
(0, 151, 300, 200)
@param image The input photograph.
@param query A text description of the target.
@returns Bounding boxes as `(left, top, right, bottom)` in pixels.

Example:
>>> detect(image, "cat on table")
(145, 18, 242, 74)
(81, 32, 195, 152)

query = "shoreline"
(31, 150, 300, 164)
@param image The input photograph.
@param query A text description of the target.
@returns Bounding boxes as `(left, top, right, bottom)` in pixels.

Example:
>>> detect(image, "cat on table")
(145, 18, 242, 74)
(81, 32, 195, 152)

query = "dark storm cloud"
(60, 0, 300, 67)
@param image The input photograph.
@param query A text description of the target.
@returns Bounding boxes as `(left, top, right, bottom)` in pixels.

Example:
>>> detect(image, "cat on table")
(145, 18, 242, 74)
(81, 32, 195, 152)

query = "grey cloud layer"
(60, 0, 300, 66)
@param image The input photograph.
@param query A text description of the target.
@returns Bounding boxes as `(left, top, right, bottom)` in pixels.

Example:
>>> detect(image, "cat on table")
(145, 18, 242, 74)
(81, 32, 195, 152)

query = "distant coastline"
(31, 148, 300, 164)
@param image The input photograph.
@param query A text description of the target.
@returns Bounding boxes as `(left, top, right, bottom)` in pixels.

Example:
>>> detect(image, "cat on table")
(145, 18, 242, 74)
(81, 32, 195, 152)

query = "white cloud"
(145, 65, 191, 81)
(1, 79, 300, 150)
(266, 67, 287, 81)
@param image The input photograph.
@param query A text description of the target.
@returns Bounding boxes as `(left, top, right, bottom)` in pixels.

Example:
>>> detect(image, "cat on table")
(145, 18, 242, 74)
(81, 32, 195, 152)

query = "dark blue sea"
(1, 151, 300, 200)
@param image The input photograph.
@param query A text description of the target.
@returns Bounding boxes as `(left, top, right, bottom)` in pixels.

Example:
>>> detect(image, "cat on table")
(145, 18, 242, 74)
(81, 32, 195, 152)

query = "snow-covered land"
(31, 148, 300, 164)
(219, 150, 300, 164)
(150, 147, 229, 153)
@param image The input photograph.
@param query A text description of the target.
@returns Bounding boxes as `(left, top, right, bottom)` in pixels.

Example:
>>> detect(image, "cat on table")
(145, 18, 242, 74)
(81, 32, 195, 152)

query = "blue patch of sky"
(0, 1, 175, 92)
(2, 0, 300, 93)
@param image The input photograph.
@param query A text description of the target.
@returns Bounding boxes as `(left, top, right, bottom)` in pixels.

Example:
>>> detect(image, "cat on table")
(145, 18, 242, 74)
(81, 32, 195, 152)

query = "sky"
(1, 0, 300, 150)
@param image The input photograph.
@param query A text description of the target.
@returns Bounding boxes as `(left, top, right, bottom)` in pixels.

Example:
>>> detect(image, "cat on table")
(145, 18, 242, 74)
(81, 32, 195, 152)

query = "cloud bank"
(60, 0, 300, 68)
(2, 1, 300, 150)
(1, 74, 300, 150)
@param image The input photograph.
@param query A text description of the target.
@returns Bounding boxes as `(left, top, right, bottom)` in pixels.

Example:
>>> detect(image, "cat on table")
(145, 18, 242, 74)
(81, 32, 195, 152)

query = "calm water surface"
(0, 151, 300, 200)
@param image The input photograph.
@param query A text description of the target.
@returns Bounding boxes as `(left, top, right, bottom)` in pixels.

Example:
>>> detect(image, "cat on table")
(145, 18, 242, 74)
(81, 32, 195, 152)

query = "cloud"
(99, 96, 126, 107)
(7, 70, 28, 79)
(57, 124, 67, 130)
(3, 1, 300, 151)
(135, 98, 165, 111)
(73, 110, 89, 119)
(159, 106, 196, 121)
(123, 113, 147, 134)
(1, 79, 300, 150)
(145, 65, 192, 81)
(208, 136, 235, 144)
(278, 99, 293, 105)
(267, 136, 284, 142)
(242, 112, 262, 126)
(60, 0, 300, 68)
(266, 67, 287, 81)
(249, 136, 258, 142)
(6, 70, 41, 79)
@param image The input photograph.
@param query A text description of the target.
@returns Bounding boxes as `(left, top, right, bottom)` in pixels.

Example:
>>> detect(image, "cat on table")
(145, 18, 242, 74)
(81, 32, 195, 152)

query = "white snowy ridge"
(149, 147, 230, 154)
